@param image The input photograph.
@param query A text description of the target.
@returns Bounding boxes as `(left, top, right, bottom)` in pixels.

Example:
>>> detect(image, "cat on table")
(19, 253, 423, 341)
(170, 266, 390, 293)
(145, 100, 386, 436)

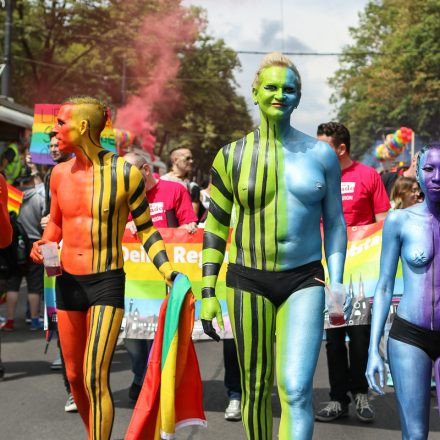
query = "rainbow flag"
(125, 274, 206, 439)
(6, 183, 23, 214)
(30, 104, 116, 164)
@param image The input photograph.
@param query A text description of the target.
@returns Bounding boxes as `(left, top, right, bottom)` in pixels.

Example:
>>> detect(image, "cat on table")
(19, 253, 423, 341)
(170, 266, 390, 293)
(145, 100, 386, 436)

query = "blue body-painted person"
(367, 143, 440, 439)
(200, 52, 349, 439)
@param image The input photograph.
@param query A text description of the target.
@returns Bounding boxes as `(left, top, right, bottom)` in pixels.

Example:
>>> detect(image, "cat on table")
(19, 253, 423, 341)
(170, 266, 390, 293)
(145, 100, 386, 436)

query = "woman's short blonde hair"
(252, 52, 301, 91)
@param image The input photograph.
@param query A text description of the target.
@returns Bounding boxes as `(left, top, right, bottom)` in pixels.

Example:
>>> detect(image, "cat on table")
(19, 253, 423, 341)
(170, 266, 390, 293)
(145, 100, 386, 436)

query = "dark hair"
(49, 131, 57, 140)
(317, 122, 351, 154)
(167, 146, 192, 171)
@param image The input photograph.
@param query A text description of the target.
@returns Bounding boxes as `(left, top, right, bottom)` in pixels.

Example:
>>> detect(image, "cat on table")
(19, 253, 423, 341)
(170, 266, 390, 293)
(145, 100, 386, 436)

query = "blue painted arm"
(320, 145, 347, 284)
(366, 211, 401, 394)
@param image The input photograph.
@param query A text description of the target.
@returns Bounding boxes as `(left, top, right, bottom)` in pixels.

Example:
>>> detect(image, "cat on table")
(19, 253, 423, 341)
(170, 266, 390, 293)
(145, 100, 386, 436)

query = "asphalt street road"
(1, 297, 440, 439)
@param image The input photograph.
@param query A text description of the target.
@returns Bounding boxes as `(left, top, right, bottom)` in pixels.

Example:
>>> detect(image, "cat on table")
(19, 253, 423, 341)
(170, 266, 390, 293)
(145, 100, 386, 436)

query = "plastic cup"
(40, 242, 62, 277)
(326, 282, 346, 326)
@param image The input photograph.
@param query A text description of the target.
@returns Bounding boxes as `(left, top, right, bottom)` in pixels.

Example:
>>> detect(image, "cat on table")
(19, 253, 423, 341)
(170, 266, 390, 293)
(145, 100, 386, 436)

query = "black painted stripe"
(131, 199, 148, 219)
(84, 305, 96, 421)
(96, 151, 107, 271)
(136, 219, 153, 232)
(129, 179, 146, 206)
(268, 300, 276, 437)
(91, 306, 105, 439)
(256, 297, 267, 439)
(91, 163, 96, 271)
(202, 262, 221, 277)
(234, 289, 247, 414)
(123, 161, 131, 192)
(248, 293, 258, 438)
(211, 167, 233, 202)
(96, 307, 116, 438)
(248, 130, 260, 268)
(203, 231, 226, 252)
(232, 137, 246, 265)
(105, 155, 118, 270)
(116, 211, 120, 266)
(143, 231, 162, 254)
(201, 287, 216, 298)
(273, 122, 279, 270)
(260, 128, 268, 271)
(152, 250, 169, 269)
(209, 198, 230, 227)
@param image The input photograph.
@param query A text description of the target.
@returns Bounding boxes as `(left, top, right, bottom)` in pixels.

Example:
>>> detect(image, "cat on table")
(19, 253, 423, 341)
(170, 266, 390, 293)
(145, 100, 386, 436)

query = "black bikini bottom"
(226, 260, 324, 308)
(389, 314, 440, 361)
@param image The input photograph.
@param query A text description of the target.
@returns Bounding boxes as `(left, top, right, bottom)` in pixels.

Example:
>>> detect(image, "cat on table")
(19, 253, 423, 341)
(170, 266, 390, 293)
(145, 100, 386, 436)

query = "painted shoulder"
(384, 208, 408, 231)
(51, 158, 74, 177)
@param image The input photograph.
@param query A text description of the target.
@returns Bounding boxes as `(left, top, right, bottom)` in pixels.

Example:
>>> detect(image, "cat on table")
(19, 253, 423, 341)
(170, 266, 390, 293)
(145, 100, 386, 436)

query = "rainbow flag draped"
(6, 183, 23, 214)
(125, 274, 206, 439)
(30, 104, 116, 164)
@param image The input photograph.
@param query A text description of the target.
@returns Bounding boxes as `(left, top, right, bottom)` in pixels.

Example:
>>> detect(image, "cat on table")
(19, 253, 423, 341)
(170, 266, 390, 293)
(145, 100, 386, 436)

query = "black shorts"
(6, 262, 44, 295)
(389, 314, 440, 361)
(226, 260, 325, 308)
(56, 269, 125, 311)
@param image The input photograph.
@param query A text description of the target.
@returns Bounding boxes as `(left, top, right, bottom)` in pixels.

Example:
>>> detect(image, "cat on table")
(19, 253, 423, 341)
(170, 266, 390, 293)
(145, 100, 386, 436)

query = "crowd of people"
(0, 51, 437, 440)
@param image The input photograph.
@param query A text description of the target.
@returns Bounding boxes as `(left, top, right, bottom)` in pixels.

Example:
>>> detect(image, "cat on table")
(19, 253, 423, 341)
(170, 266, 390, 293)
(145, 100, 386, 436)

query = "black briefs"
(226, 260, 325, 308)
(389, 314, 440, 361)
(56, 268, 125, 311)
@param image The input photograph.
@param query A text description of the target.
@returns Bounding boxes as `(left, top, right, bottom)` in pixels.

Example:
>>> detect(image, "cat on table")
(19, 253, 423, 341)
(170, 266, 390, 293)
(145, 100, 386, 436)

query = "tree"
(0, 0, 162, 105)
(155, 34, 253, 174)
(0, 1, 252, 172)
(329, 0, 440, 158)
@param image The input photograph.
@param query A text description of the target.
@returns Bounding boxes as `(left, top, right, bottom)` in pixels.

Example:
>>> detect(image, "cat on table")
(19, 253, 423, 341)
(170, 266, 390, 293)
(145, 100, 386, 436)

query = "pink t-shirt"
(341, 161, 390, 226)
(146, 179, 197, 227)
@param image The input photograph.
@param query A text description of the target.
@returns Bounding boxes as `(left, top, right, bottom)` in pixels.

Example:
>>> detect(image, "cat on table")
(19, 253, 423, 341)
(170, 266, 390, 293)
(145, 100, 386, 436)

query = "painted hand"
(126, 220, 137, 235)
(200, 297, 224, 342)
(164, 271, 179, 288)
(30, 239, 51, 264)
(365, 350, 385, 395)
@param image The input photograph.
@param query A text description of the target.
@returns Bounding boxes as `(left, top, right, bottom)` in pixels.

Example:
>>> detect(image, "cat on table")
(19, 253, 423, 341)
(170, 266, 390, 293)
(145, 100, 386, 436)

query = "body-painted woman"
(367, 144, 440, 439)
(30, 96, 176, 440)
(200, 52, 347, 439)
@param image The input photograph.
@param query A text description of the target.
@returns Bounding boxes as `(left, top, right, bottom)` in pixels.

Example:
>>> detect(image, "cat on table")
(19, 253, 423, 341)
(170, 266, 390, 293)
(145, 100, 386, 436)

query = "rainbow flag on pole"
(126, 274, 206, 439)
(6, 183, 23, 214)
(30, 104, 116, 164)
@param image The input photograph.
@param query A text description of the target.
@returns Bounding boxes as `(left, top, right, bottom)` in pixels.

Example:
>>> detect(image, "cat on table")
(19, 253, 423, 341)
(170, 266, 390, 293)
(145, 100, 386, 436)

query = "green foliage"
(155, 34, 253, 173)
(329, 0, 440, 158)
(0, 1, 252, 173)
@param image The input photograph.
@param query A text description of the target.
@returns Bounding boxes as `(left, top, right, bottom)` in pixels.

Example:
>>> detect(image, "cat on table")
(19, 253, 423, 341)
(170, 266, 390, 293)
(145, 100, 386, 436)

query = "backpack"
(0, 212, 31, 279)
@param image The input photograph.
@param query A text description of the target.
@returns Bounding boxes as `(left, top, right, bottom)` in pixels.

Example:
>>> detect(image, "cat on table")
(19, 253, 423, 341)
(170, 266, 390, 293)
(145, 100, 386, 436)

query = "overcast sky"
(183, 0, 368, 136)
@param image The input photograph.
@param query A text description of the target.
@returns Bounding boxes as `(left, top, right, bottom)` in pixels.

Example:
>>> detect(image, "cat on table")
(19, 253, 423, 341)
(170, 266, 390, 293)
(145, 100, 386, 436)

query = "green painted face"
(253, 66, 301, 122)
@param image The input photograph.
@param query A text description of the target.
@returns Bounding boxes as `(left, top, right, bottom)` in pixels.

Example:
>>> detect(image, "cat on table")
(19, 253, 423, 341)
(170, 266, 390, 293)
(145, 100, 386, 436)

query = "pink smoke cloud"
(115, 1, 199, 156)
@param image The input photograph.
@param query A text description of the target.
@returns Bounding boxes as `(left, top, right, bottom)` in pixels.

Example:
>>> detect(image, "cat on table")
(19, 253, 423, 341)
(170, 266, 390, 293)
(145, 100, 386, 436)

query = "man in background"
(162, 147, 200, 216)
(40, 132, 76, 412)
(315, 122, 390, 423)
(124, 151, 197, 401)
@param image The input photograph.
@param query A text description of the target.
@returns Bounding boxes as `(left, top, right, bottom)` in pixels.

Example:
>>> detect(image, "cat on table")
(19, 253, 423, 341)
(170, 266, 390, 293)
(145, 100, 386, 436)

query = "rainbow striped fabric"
(30, 104, 116, 164)
(6, 183, 23, 214)
(126, 273, 206, 439)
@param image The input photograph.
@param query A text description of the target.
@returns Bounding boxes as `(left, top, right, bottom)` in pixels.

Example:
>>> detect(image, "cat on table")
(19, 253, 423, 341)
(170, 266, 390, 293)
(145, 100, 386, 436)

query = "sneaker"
(0, 319, 14, 331)
(30, 318, 43, 331)
(128, 383, 142, 402)
(50, 357, 63, 370)
(315, 401, 349, 422)
(354, 393, 374, 422)
(65, 393, 78, 412)
(224, 399, 241, 421)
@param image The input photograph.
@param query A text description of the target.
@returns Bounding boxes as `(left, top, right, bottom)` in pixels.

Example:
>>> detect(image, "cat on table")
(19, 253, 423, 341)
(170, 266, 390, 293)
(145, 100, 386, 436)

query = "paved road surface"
(1, 297, 440, 439)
